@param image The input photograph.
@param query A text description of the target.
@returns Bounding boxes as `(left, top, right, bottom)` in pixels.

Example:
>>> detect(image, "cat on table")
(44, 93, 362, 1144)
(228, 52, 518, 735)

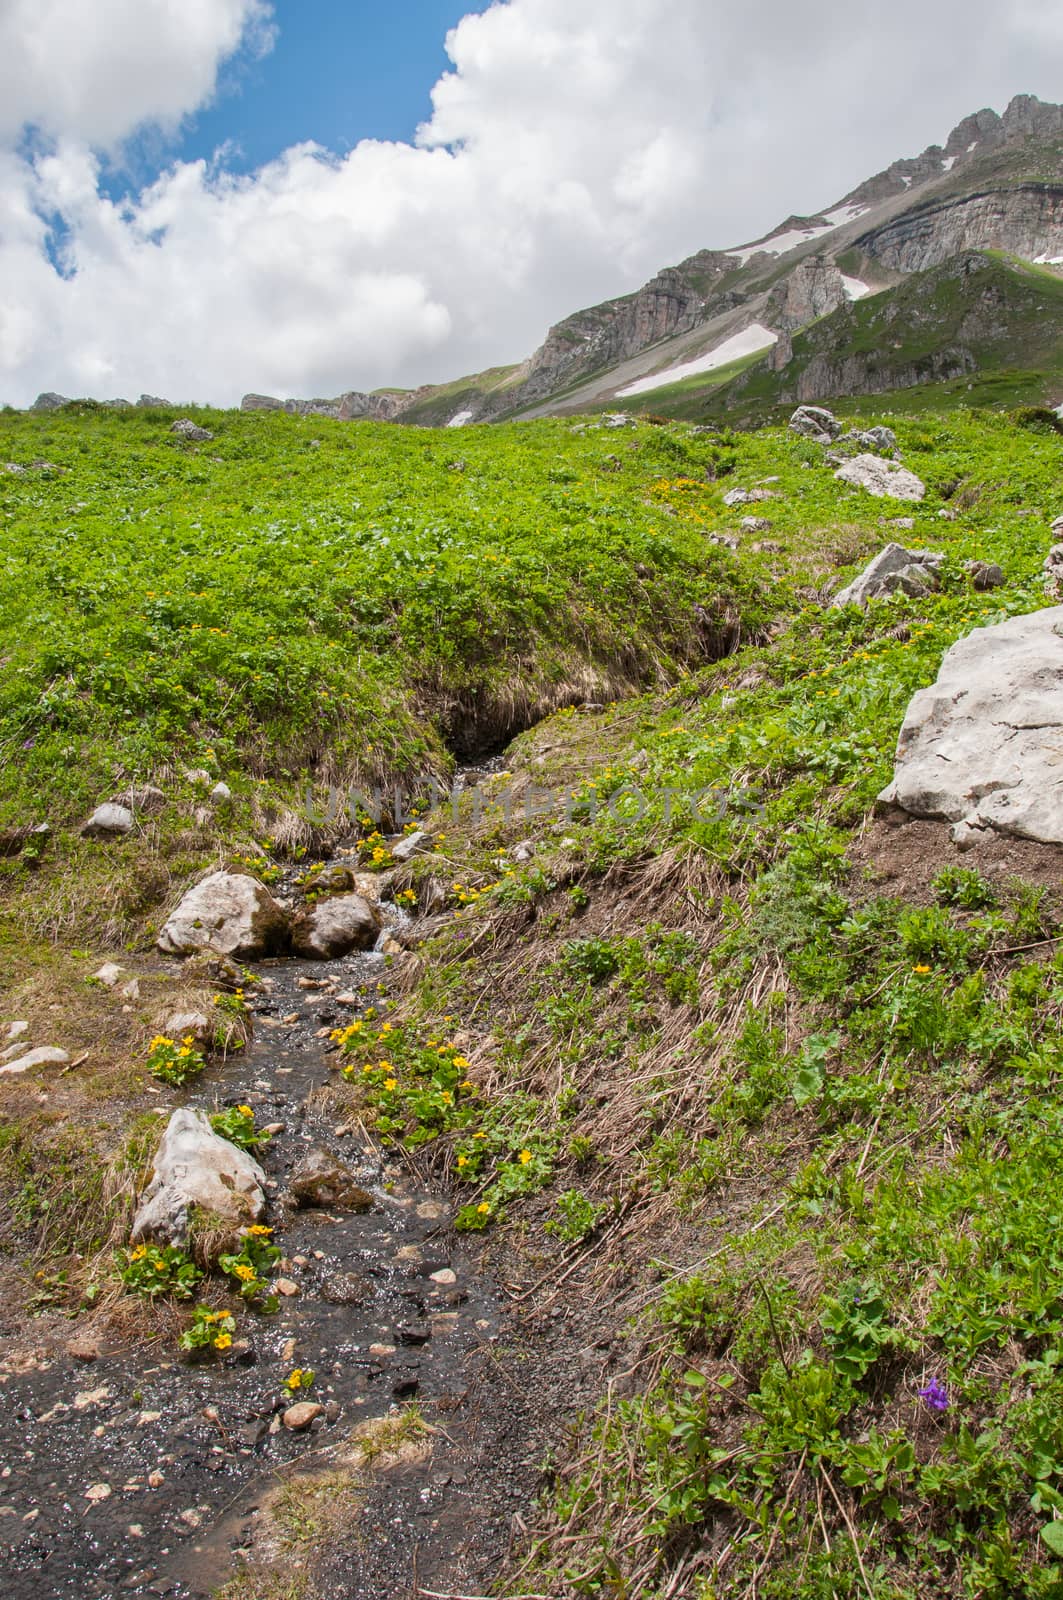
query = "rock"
(112, 786, 166, 815)
(283, 1403, 323, 1432)
(81, 803, 134, 839)
(740, 516, 772, 533)
(130, 1109, 267, 1247)
(170, 419, 214, 443)
(396, 1321, 432, 1346)
(856, 425, 898, 453)
(390, 830, 429, 864)
(119, 979, 141, 1002)
(1052, 517, 1063, 537)
(1044, 545, 1063, 594)
(832, 543, 943, 608)
(30, 392, 69, 411)
(950, 819, 989, 851)
(723, 487, 753, 507)
(4, 1021, 28, 1044)
(210, 782, 232, 804)
(321, 1273, 366, 1305)
(887, 517, 916, 531)
(602, 413, 635, 429)
(91, 962, 126, 988)
(160, 1011, 211, 1046)
(137, 395, 171, 408)
(512, 841, 535, 863)
(965, 559, 1005, 591)
(378, 935, 405, 957)
(835, 455, 926, 501)
(290, 893, 380, 959)
(289, 1148, 374, 1211)
(275, 1278, 300, 1298)
(184, 768, 213, 785)
(157, 871, 290, 959)
(66, 1333, 102, 1363)
(789, 405, 842, 444)
(307, 864, 354, 895)
(0, 1046, 70, 1076)
(429, 1268, 457, 1286)
(881, 605, 1063, 843)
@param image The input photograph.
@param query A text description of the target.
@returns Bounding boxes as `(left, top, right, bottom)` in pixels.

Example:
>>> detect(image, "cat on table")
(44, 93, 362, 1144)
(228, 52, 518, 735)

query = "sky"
(1, 0, 1062, 407)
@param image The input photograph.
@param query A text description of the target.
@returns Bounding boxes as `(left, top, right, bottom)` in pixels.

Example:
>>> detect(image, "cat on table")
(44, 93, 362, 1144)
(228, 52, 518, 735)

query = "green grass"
(352, 406, 1063, 1597)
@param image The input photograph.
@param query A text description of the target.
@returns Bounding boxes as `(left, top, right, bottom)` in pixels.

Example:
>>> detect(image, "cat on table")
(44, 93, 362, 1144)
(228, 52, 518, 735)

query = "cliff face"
(856, 186, 1063, 274)
(764, 256, 849, 333)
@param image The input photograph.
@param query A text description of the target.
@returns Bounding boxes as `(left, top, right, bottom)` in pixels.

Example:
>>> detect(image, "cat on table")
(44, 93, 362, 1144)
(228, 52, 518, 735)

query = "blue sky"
(113, 0, 492, 195)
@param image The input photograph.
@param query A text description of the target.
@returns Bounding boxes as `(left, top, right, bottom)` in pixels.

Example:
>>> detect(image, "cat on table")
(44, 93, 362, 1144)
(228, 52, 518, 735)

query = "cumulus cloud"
(1, 0, 1062, 404)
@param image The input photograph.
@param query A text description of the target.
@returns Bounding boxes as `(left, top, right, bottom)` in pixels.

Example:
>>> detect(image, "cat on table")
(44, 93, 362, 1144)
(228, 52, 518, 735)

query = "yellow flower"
(476, 1202, 491, 1216)
(237, 1105, 253, 1117)
(234, 1263, 255, 1282)
(213, 1333, 232, 1351)
(384, 1077, 398, 1092)
(246, 1225, 272, 1237)
(474, 1131, 487, 1140)
(457, 1155, 469, 1169)
(518, 1149, 532, 1165)
(913, 963, 932, 975)
(453, 1055, 470, 1070)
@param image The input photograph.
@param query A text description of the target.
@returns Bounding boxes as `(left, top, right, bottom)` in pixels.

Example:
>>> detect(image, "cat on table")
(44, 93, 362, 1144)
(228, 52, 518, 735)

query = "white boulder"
(81, 803, 134, 839)
(131, 1108, 266, 1247)
(835, 455, 926, 501)
(790, 405, 842, 444)
(0, 1046, 70, 1076)
(157, 871, 290, 959)
(880, 605, 1063, 843)
(390, 830, 430, 864)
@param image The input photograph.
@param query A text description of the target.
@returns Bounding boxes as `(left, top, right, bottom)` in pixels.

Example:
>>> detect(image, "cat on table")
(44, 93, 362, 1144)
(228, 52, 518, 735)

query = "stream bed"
(0, 909, 505, 1597)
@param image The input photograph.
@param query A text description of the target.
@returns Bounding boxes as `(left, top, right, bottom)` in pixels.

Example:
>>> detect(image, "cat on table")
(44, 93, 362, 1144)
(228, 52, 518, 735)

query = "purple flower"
(22, 738, 35, 751)
(918, 1378, 949, 1412)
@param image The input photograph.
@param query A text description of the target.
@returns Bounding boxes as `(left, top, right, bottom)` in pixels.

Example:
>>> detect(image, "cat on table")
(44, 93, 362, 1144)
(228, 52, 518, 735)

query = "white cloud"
(0, 0, 1062, 405)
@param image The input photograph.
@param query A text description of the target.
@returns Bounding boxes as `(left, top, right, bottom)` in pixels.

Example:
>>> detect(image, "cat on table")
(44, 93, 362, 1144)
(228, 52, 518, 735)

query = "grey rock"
(30, 392, 69, 412)
(291, 893, 380, 959)
(307, 864, 355, 895)
(740, 516, 772, 533)
(882, 605, 1063, 844)
(789, 405, 842, 444)
(91, 962, 126, 988)
(161, 1010, 211, 1046)
(964, 559, 1005, 591)
(131, 1109, 266, 1247)
(0, 1046, 69, 1077)
(283, 1403, 323, 1431)
(321, 1273, 367, 1305)
(4, 1021, 29, 1044)
(832, 543, 943, 608)
(1052, 517, 1063, 537)
(835, 455, 926, 501)
(209, 782, 232, 803)
(137, 395, 171, 407)
(390, 830, 429, 864)
(157, 871, 290, 959)
(81, 803, 134, 838)
(170, 419, 214, 443)
(856, 425, 898, 453)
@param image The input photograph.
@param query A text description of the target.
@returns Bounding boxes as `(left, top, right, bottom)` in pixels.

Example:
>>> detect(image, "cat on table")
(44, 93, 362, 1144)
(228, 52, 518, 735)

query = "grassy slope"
(343, 408, 1063, 1598)
(634, 253, 1063, 425)
(6, 404, 1063, 1595)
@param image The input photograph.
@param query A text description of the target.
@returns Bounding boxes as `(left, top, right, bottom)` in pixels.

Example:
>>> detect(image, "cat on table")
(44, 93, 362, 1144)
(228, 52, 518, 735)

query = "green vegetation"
(4, 398, 1063, 1592)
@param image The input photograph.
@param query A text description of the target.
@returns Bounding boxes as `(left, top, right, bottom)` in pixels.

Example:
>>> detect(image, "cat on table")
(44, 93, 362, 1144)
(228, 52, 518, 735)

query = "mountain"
(242, 94, 1062, 427)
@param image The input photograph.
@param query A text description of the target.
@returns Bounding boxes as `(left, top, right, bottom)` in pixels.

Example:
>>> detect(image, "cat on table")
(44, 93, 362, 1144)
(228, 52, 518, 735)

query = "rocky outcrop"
(881, 605, 1063, 845)
(157, 871, 290, 959)
(240, 391, 405, 422)
(856, 186, 1063, 275)
(765, 257, 849, 334)
(835, 456, 926, 501)
(170, 419, 214, 442)
(131, 1109, 267, 1247)
(832, 543, 942, 607)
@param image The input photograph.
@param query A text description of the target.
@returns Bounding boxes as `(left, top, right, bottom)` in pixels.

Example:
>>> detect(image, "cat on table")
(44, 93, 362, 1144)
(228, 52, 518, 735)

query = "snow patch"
(617, 324, 778, 398)
(1035, 254, 1063, 265)
(447, 410, 473, 428)
(823, 203, 870, 227)
(727, 222, 836, 264)
(841, 276, 872, 300)
(942, 156, 957, 172)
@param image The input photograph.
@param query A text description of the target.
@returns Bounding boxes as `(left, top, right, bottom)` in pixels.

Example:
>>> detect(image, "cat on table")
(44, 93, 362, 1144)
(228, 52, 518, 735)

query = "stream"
(0, 773, 513, 1599)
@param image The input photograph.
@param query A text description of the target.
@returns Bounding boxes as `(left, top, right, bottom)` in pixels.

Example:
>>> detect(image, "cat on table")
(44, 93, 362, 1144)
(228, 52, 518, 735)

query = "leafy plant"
(120, 1241, 202, 1300)
(147, 1032, 207, 1087)
(180, 1304, 237, 1355)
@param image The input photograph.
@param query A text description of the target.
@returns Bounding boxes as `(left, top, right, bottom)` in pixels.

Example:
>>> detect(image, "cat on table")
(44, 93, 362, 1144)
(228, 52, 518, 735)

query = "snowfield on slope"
(617, 324, 778, 397)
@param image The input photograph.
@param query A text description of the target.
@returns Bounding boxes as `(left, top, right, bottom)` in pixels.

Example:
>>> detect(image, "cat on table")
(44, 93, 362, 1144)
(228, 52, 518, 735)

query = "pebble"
(274, 1278, 300, 1298)
(84, 1483, 112, 1503)
(429, 1268, 457, 1286)
(416, 1201, 448, 1222)
(282, 1402, 324, 1432)
(281, 1338, 298, 1363)
(148, 1470, 165, 1489)
(282, 1012, 299, 1025)
(369, 1343, 396, 1359)
(66, 1333, 102, 1362)
(262, 1122, 286, 1137)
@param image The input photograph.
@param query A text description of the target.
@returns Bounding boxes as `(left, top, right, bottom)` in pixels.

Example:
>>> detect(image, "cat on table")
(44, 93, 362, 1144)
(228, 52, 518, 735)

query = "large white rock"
(790, 405, 842, 444)
(157, 871, 290, 959)
(835, 455, 926, 501)
(291, 893, 381, 959)
(832, 543, 943, 608)
(131, 1108, 266, 1247)
(81, 803, 133, 838)
(881, 606, 1063, 843)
